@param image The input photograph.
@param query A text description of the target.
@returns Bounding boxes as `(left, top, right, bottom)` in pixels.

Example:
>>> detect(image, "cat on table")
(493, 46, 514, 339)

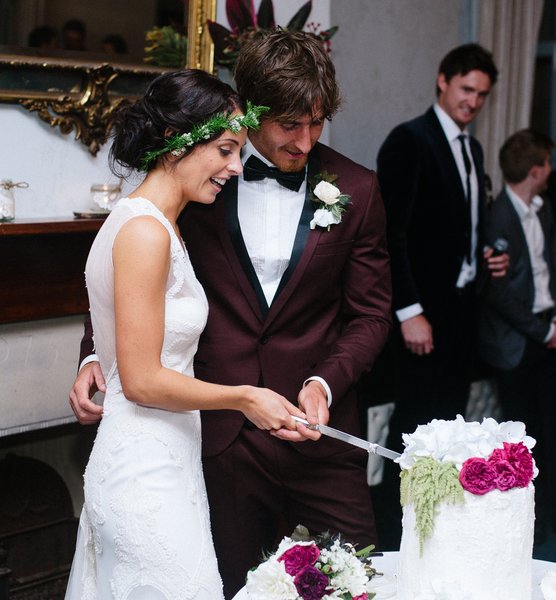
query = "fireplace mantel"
(0, 217, 104, 324)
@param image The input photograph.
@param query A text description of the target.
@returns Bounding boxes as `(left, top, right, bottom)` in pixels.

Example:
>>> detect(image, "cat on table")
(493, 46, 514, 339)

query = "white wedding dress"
(65, 198, 224, 600)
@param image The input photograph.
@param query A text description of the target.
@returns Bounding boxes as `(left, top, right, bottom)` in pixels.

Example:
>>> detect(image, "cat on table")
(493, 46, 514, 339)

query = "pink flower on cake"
(489, 459, 517, 491)
(279, 543, 320, 576)
(503, 441, 534, 486)
(459, 457, 497, 495)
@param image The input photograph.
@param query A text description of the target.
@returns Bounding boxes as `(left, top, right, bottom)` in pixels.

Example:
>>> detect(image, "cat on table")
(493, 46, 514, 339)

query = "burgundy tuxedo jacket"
(81, 142, 391, 458)
(180, 142, 391, 457)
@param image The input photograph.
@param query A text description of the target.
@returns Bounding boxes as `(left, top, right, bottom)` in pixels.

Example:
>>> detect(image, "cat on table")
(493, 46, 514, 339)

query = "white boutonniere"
(309, 172, 351, 231)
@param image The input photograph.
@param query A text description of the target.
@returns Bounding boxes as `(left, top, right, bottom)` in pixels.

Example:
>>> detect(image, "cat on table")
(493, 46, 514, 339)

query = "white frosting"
(397, 484, 535, 599)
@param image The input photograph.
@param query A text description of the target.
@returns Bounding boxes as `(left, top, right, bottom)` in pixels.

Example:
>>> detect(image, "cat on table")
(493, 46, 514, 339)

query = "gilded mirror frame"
(0, 0, 216, 156)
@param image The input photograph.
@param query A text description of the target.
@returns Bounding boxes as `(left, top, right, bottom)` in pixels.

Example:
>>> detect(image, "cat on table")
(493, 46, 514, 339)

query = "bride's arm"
(113, 216, 307, 432)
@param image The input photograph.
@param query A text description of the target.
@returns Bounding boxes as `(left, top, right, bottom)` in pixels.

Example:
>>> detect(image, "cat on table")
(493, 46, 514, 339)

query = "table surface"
(232, 551, 556, 599)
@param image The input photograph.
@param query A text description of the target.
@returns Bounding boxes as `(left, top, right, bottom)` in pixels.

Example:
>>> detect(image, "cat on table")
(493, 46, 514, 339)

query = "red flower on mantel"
(207, 0, 338, 68)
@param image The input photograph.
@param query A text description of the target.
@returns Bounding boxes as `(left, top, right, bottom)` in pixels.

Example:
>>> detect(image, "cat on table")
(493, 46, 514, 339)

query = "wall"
(331, 0, 472, 170)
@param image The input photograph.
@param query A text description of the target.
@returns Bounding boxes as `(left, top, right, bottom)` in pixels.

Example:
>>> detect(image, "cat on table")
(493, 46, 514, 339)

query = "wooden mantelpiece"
(0, 217, 104, 324)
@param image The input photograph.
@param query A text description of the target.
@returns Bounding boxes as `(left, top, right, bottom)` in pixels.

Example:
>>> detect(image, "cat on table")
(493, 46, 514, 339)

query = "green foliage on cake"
(400, 456, 464, 554)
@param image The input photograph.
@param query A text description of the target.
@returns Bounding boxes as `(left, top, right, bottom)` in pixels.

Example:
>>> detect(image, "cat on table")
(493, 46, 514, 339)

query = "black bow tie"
(243, 155, 305, 192)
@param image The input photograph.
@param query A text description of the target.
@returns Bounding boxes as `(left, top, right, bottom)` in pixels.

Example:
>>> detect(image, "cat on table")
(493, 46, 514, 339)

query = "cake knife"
(292, 416, 401, 461)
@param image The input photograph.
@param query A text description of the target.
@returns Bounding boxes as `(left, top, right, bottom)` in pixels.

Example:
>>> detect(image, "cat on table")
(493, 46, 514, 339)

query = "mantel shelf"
(0, 217, 105, 236)
(0, 217, 103, 324)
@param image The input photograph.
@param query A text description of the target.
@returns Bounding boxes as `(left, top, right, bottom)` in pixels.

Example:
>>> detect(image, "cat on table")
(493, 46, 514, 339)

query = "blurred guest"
(62, 19, 87, 51)
(478, 129, 556, 542)
(101, 34, 127, 55)
(28, 26, 58, 49)
(375, 43, 506, 550)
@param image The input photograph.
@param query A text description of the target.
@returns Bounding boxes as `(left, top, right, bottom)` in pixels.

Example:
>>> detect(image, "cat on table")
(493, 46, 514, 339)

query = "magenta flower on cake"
(459, 457, 497, 494)
(279, 543, 320, 576)
(503, 442, 534, 486)
(489, 459, 517, 491)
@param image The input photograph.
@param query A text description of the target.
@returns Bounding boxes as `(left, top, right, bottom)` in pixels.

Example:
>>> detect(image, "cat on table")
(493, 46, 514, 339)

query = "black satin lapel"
(273, 153, 320, 300)
(224, 177, 269, 317)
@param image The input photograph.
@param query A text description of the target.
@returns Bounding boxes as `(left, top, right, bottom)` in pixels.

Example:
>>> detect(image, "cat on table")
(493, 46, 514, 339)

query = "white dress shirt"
(505, 185, 555, 341)
(396, 104, 480, 323)
(239, 140, 332, 405)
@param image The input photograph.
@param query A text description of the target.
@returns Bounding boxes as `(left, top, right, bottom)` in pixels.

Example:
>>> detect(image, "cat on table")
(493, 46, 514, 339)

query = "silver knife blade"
(292, 416, 401, 461)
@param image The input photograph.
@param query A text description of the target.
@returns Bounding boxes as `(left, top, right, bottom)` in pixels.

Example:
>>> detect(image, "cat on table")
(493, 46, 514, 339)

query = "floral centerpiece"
(245, 525, 378, 599)
(208, 0, 338, 69)
(398, 415, 537, 552)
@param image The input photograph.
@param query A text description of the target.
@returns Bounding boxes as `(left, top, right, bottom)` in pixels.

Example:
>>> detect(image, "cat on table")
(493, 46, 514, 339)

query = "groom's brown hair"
(233, 28, 341, 122)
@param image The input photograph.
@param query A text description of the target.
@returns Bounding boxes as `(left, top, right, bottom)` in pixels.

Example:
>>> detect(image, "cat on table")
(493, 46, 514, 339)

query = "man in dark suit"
(70, 30, 391, 598)
(478, 129, 556, 541)
(374, 44, 506, 549)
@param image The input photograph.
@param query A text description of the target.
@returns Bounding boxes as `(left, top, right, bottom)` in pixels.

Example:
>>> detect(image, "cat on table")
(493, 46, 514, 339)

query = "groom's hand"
(69, 361, 105, 424)
(271, 381, 328, 442)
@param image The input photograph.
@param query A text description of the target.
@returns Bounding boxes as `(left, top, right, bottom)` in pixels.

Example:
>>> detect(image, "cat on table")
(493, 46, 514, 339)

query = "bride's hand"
(241, 387, 306, 432)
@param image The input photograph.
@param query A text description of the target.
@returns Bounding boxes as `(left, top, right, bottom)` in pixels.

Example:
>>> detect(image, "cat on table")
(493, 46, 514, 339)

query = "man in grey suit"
(479, 129, 556, 542)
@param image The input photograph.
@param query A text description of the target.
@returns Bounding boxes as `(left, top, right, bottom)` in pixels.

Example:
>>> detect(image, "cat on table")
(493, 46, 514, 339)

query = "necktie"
(243, 155, 305, 192)
(457, 134, 473, 263)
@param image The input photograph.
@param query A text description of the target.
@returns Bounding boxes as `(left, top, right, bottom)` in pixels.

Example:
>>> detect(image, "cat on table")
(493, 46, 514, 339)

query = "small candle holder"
(0, 180, 29, 222)
(90, 183, 121, 212)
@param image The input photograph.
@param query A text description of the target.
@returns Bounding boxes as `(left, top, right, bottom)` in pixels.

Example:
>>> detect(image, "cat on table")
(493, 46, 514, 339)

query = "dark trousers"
(495, 339, 556, 533)
(203, 425, 376, 599)
(375, 287, 476, 549)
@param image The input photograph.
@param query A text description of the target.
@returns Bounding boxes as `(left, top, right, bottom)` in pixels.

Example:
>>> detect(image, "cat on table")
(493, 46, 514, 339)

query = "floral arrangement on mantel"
(245, 525, 378, 600)
(208, 0, 338, 69)
(398, 415, 537, 553)
(144, 25, 187, 68)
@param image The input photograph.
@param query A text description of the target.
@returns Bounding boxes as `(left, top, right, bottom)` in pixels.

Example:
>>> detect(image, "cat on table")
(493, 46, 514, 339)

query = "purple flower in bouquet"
(294, 565, 329, 600)
(207, 0, 338, 69)
(278, 543, 320, 576)
(459, 457, 497, 495)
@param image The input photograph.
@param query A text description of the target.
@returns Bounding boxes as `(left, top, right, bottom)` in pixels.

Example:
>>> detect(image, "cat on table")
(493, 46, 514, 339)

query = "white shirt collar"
(505, 184, 543, 220)
(434, 103, 467, 142)
(243, 137, 272, 167)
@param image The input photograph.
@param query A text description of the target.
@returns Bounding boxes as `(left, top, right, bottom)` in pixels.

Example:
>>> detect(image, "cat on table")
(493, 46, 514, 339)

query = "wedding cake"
(396, 415, 536, 600)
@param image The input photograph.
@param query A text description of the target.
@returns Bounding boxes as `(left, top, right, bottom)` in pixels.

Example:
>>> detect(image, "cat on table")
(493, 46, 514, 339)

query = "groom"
(71, 29, 391, 598)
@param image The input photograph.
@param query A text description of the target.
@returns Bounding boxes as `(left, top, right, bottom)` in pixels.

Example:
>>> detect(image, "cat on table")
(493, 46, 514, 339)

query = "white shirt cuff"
(79, 354, 99, 372)
(544, 323, 555, 344)
(304, 376, 332, 408)
(396, 303, 424, 322)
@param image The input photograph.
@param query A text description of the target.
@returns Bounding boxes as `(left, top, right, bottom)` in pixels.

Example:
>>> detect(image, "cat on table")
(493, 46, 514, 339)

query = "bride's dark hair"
(110, 69, 243, 176)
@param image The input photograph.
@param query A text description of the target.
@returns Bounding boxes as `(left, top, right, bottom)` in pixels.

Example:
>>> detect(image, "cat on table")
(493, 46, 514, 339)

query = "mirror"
(0, 0, 216, 155)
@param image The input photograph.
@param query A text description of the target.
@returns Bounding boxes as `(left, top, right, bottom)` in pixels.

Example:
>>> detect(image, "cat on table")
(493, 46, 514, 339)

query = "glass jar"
(0, 180, 29, 222)
(90, 183, 121, 212)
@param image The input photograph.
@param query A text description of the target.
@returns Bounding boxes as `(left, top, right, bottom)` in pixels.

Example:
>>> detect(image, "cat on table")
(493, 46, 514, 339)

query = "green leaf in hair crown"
(139, 101, 269, 172)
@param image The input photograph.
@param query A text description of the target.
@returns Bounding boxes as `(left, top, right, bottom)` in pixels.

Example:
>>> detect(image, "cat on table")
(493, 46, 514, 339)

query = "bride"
(65, 69, 306, 600)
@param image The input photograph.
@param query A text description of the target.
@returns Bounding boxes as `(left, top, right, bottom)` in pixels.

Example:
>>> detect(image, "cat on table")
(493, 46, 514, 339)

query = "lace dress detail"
(65, 198, 223, 600)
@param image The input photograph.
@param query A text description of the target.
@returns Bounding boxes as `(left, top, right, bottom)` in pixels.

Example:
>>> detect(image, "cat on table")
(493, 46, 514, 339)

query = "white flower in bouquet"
(245, 558, 298, 600)
(320, 540, 368, 596)
(541, 570, 556, 600)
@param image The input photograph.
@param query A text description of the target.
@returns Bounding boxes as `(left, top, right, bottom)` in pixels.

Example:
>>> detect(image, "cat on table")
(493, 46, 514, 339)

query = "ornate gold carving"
(19, 64, 128, 156)
(0, 0, 209, 154)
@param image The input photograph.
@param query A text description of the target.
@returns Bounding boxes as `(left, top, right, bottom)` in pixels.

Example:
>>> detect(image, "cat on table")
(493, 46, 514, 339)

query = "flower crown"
(139, 101, 269, 171)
